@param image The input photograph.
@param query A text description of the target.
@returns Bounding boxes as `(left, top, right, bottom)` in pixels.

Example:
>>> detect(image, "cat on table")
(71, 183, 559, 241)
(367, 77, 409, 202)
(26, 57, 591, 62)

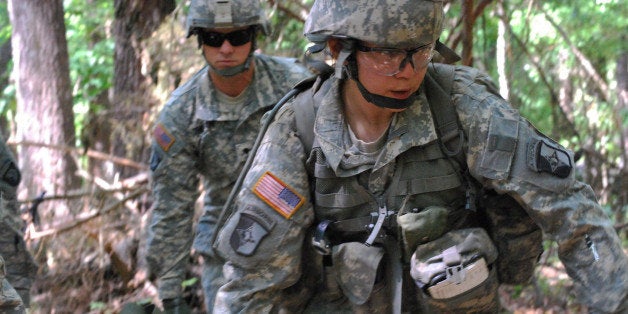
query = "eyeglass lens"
(358, 44, 434, 76)
(198, 28, 252, 48)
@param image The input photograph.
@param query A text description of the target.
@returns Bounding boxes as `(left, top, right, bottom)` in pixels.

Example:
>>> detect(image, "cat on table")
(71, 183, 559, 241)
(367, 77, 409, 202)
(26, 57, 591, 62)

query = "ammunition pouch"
(310, 215, 393, 308)
(396, 205, 449, 263)
(332, 242, 385, 305)
(410, 228, 499, 313)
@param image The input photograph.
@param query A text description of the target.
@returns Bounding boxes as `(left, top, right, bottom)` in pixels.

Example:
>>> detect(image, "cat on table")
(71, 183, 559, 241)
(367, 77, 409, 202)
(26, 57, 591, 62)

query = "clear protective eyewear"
(356, 43, 435, 76)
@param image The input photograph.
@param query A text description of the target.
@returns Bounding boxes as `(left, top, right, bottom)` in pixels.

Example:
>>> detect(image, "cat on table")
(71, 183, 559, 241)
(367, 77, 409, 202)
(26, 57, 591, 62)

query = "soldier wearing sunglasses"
(145, 0, 310, 312)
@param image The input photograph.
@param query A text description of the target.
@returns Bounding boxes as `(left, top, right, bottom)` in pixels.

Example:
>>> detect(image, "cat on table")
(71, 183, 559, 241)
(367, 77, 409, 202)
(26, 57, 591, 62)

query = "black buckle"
(312, 220, 333, 255)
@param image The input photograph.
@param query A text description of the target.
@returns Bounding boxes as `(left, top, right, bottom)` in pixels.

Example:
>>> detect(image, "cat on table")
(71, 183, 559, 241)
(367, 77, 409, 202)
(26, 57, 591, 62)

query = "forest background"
(0, 0, 626, 313)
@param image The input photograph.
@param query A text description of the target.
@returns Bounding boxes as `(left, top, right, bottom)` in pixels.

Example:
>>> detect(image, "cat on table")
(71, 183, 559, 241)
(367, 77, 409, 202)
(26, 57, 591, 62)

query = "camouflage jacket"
(214, 65, 628, 313)
(0, 135, 23, 312)
(146, 53, 310, 300)
(0, 134, 21, 225)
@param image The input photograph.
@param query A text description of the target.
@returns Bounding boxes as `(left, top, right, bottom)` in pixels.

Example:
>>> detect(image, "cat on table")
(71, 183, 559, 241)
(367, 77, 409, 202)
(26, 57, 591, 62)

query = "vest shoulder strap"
(294, 67, 333, 152)
(424, 63, 465, 164)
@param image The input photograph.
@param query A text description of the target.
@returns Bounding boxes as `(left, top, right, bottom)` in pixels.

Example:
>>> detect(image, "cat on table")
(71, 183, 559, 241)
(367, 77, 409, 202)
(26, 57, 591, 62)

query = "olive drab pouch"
(480, 191, 543, 284)
(331, 242, 385, 305)
(396, 205, 449, 263)
(410, 228, 499, 313)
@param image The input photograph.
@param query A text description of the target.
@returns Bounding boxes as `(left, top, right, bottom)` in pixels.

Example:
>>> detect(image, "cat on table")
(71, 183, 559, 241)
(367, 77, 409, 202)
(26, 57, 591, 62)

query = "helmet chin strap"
(346, 58, 417, 110)
(208, 52, 253, 76)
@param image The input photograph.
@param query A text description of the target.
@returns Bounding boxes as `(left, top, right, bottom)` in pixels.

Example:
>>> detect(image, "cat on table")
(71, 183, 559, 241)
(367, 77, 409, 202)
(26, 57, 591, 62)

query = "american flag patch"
(253, 171, 304, 219)
(154, 123, 175, 152)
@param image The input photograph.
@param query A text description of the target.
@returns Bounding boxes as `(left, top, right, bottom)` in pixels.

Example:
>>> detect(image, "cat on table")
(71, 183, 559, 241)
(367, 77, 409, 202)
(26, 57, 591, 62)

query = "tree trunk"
(106, 0, 175, 179)
(8, 0, 80, 218)
(461, 0, 475, 66)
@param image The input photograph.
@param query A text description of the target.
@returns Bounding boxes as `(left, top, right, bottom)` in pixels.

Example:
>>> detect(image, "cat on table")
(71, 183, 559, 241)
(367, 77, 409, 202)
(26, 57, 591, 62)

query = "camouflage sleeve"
(146, 98, 201, 301)
(454, 66, 628, 313)
(0, 254, 25, 312)
(214, 102, 314, 312)
(0, 137, 20, 217)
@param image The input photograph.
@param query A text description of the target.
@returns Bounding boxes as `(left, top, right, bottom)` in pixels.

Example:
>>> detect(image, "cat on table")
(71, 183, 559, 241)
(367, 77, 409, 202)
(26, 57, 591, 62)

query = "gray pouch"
(332, 242, 385, 305)
(410, 228, 500, 313)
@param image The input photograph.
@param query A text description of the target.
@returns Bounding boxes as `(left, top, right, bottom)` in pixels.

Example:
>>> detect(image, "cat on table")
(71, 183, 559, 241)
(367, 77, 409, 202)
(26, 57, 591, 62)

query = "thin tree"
(106, 0, 175, 179)
(8, 0, 80, 219)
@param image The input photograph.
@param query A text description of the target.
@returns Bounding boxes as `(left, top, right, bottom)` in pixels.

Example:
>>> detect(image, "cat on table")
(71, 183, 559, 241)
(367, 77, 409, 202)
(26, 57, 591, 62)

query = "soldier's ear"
(327, 39, 341, 59)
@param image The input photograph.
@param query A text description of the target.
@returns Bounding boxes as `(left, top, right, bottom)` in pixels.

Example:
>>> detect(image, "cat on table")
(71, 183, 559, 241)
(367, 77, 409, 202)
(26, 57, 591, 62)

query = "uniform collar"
(315, 78, 438, 174)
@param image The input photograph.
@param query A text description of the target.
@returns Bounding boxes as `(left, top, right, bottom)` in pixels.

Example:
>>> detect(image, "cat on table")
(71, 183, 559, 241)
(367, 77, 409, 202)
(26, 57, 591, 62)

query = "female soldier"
(214, 0, 628, 312)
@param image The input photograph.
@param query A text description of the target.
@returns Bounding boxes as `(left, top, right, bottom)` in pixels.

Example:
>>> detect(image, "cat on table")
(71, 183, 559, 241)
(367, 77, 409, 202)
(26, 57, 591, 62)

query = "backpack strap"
(294, 67, 334, 153)
(294, 86, 317, 153)
(423, 64, 478, 211)
(423, 63, 465, 162)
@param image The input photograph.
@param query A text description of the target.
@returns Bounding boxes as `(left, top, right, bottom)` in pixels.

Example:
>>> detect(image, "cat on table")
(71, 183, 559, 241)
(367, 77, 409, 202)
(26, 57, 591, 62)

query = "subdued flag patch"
(154, 123, 175, 152)
(253, 171, 304, 219)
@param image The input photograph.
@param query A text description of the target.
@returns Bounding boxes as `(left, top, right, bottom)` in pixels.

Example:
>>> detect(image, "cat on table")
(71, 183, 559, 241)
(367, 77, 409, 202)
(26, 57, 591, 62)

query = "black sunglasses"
(197, 28, 253, 48)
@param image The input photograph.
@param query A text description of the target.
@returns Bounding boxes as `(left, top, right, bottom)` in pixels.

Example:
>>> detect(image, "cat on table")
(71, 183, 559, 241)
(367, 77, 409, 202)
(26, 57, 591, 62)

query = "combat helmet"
(186, 0, 269, 76)
(304, 0, 459, 109)
(186, 0, 269, 37)
(305, 0, 444, 52)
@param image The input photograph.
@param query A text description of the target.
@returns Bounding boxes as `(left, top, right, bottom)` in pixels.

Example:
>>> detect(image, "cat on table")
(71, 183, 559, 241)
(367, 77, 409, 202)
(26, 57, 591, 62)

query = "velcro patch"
(154, 123, 175, 152)
(230, 212, 269, 256)
(526, 139, 572, 178)
(253, 171, 304, 219)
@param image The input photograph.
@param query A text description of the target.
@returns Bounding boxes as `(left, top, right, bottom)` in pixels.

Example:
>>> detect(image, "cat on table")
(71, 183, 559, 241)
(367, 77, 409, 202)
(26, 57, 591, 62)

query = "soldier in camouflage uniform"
(0, 134, 36, 314)
(213, 0, 628, 312)
(145, 0, 311, 311)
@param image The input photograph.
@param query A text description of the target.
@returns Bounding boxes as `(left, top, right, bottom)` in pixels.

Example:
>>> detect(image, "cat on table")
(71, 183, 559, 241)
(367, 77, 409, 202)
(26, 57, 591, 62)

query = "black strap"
(424, 64, 465, 162)
(294, 85, 317, 153)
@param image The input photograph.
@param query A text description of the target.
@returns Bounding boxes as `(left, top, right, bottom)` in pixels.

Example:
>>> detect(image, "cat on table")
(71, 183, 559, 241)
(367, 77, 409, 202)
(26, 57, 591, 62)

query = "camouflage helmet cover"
(304, 0, 444, 48)
(186, 0, 269, 37)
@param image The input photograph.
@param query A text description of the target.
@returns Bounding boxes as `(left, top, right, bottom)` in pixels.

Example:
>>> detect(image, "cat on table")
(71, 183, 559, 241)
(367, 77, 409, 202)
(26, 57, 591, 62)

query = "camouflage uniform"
(146, 1, 311, 310)
(0, 134, 36, 313)
(213, 0, 628, 313)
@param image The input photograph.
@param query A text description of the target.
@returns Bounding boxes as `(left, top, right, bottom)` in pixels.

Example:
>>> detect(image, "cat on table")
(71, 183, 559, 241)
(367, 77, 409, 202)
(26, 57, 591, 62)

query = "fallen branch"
(26, 186, 149, 240)
(7, 140, 148, 170)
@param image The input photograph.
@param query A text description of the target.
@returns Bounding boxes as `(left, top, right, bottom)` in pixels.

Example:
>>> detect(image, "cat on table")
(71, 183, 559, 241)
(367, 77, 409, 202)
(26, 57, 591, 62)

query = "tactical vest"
(293, 63, 543, 312)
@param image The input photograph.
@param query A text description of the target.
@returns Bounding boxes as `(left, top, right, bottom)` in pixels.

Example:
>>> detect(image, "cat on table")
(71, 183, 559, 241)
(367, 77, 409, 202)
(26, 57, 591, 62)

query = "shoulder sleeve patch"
(253, 171, 304, 219)
(230, 212, 270, 256)
(526, 139, 572, 178)
(154, 123, 175, 152)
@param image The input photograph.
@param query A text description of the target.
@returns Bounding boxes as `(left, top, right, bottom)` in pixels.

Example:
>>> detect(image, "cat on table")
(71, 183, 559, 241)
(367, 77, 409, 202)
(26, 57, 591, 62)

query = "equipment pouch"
(396, 205, 448, 263)
(410, 228, 499, 313)
(331, 242, 384, 305)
